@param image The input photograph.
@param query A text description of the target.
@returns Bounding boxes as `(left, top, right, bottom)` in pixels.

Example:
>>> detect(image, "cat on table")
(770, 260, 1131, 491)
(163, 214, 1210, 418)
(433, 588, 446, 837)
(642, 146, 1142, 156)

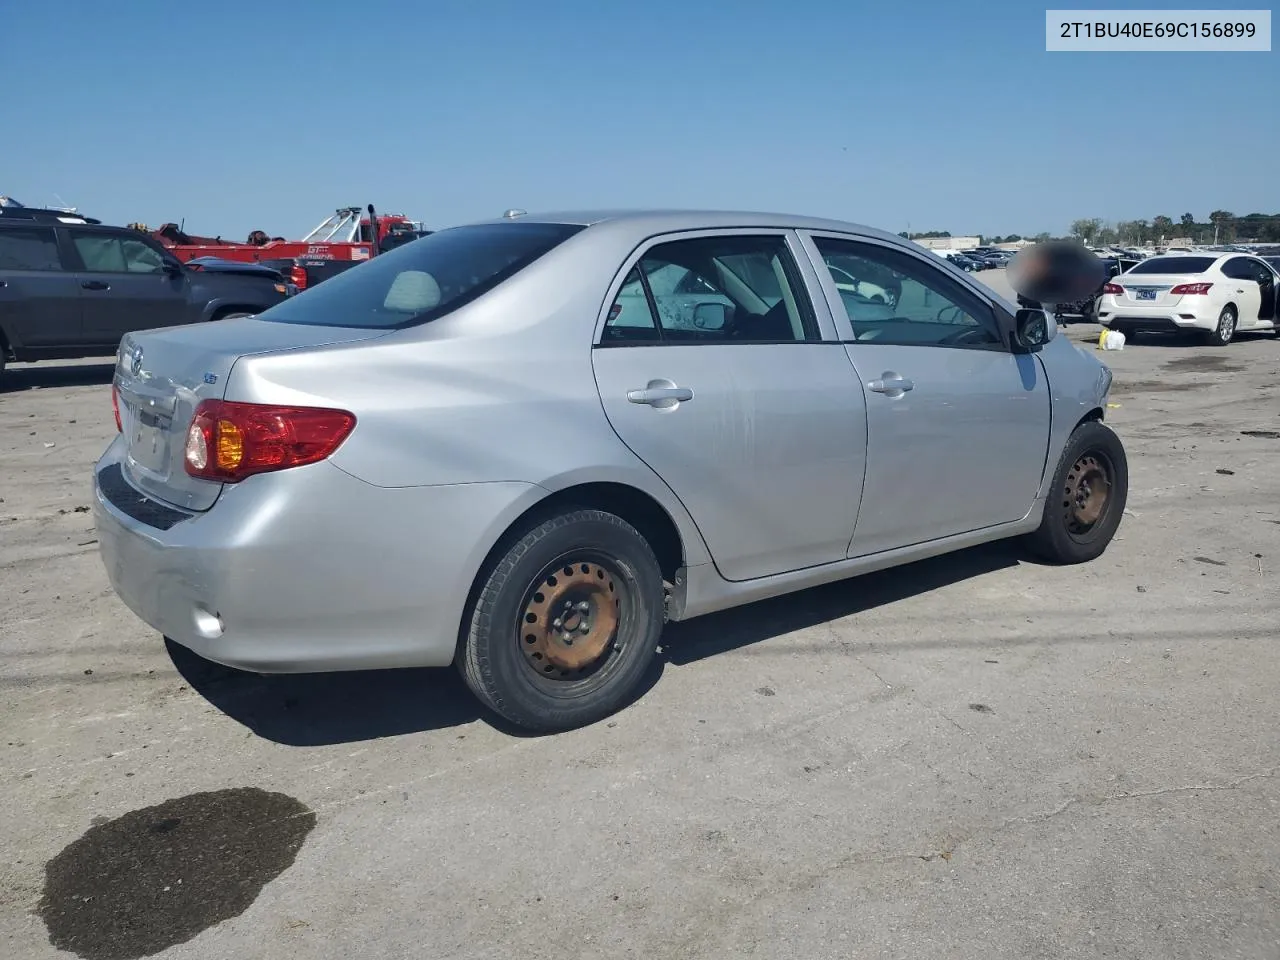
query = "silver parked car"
(94, 210, 1127, 732)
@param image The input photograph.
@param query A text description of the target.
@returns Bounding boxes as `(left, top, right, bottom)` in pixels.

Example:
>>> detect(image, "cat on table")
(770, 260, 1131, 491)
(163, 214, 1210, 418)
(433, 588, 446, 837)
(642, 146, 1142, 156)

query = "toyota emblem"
(128, 344, 144, 377)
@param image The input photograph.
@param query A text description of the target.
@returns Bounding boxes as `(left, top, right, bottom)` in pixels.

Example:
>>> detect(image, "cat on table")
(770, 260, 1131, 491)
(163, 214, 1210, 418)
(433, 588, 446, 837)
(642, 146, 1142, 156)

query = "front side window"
(0, 227, 62, 271)
(259, 221, 585, 329)
(601, 234, 817, 344)
(121, 238, 167, 273)
(812, 236, 1002, 348)
(73, 234, 129, 273)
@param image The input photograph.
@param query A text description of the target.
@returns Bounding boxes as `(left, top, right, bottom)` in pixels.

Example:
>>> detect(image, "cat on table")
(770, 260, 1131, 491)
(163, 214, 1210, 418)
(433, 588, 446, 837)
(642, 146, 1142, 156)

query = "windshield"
(1126, 256, 1216, 275)
(258, 222, 584, 329)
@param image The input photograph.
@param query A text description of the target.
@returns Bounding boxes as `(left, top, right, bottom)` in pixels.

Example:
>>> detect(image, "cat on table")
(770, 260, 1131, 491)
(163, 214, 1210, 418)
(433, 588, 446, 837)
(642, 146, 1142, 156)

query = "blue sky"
(2, 0, 1274, 239)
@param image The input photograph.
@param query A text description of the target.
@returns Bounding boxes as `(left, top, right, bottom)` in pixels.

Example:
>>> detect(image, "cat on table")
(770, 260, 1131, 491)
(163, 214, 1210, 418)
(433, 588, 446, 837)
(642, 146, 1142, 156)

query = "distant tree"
(1208, 210, 1236, 243)
(1033, 232, 1051, 243)
(909, 230, 951, 239)
(1238, 213, 1280, 242)
(1152, 215, 1174, 239)
(1096, 223, 1118, 246)
(1180, 212, 1196, 227)
(1071, 218, 1104, 244)
(898, 231, 910, 238)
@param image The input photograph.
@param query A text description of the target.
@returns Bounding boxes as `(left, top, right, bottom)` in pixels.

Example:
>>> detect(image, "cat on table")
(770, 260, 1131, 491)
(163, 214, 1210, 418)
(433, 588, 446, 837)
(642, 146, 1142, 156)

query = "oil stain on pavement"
(39, 787, 316, 960)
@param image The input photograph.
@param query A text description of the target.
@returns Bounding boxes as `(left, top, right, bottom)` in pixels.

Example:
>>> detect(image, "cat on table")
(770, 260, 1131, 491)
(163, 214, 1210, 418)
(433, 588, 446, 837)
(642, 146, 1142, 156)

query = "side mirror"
(162, 259, 184, 276)
(692, 301, 731, 330)
(1014, 308, 1056, 351)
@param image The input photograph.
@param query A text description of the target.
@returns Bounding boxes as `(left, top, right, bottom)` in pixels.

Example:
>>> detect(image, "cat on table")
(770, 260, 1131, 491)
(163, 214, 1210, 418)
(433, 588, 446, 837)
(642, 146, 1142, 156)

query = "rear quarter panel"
(224, 226, 715, 567)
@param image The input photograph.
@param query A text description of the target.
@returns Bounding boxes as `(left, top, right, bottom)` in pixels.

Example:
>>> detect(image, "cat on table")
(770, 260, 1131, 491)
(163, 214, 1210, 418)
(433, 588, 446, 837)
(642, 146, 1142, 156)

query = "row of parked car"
(944, 248, 1016, 272)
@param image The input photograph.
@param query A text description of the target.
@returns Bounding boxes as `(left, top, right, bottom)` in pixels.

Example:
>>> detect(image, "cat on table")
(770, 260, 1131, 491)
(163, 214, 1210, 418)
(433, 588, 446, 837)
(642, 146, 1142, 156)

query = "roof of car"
(0, 206, 102, 226)
(465, 208, 908, 244)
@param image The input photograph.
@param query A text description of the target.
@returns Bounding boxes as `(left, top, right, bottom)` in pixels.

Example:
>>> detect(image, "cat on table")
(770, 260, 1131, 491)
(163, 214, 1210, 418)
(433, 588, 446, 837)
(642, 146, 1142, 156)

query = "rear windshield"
(1126, 256, 1215, 274)
(258, 221, 584, 328)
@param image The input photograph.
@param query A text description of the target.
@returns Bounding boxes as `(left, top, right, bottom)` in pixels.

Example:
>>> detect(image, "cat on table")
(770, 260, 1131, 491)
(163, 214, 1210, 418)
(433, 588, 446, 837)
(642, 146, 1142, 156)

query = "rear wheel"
(211, 309, 256, 322)
(459, 509, 666, 732)
(1204, 305, 1236, 346)
(1026, 420, 1128, 565)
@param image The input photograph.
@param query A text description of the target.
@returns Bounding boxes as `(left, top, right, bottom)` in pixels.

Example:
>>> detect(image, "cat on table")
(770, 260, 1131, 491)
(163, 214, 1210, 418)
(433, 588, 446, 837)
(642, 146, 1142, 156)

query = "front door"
(801, 232, 1052, 557)
(0, 225, 84, 350)
(592, 231, 867, 583)
(69, 230, 189, 346)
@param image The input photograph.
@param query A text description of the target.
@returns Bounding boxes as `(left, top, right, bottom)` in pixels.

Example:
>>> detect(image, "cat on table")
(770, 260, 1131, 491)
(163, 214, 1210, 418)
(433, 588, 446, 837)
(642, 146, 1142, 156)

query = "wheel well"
(211, 306, 256, 322)
(453, 482, 687, 662)
(1078, 406, 1104, 427)
(0, 326, 9, 359)
(514, 482, 685, 582)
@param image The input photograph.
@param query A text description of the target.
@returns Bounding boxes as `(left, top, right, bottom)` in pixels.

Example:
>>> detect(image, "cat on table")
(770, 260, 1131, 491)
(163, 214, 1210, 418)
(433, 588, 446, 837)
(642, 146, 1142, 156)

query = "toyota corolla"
(94, 210, 1127, 732)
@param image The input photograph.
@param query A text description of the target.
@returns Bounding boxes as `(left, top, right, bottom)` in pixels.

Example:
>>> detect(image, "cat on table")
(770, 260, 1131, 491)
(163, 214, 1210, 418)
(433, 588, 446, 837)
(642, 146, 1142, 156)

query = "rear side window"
(258, 222, 584, 329)
(1127, 256, 1215, 274)
(0, 227, 62, 271)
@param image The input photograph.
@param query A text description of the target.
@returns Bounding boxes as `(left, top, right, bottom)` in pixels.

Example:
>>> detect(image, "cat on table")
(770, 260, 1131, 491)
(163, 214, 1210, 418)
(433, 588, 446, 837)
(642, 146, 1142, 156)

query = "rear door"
(591, 230, 868, 583)
(0, 225, 84, 350)
(800, 231, 1052, 557)
(68, 229, 191, 346)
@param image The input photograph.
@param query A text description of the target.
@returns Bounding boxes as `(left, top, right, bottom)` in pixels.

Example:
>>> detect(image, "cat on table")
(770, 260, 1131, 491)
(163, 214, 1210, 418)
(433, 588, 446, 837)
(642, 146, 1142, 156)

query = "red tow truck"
(142, 205, 430, 289)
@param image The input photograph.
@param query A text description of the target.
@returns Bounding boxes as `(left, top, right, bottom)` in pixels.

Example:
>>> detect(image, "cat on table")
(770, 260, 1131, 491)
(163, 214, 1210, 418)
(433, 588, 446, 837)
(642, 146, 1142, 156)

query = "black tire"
(1026, 420, 1128, 565)
(1204, 305, 1237, 346)
(1080, 297, 1099, 325)
(459, 509, 666, 732)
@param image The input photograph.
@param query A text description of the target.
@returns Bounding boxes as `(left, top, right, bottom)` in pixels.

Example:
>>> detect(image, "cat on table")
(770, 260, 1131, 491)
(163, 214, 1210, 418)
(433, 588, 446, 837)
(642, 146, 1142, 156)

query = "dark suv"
(0, 206, 293, 384)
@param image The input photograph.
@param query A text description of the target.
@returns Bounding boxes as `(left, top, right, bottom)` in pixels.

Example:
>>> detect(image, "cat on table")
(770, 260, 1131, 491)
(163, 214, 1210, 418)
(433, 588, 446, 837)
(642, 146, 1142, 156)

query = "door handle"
(627, 383, 694, 407)
(82, 281, 110, 291)
(867, 372, 914, 395)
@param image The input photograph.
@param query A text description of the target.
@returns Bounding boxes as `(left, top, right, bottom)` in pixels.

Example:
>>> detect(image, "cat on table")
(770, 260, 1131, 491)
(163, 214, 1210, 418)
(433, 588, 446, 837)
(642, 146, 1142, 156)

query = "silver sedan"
(94, 210, 1127, 732)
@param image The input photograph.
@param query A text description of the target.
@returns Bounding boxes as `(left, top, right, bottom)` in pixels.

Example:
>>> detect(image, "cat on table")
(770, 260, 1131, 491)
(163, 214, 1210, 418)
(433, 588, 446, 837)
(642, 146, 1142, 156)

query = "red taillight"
(183, 400, 356, 483)
(111, 383, 122, 432)
(290, 264, 308, 290)
(1170, 282, 1212, 295)
(1102, 282, 1124, 295)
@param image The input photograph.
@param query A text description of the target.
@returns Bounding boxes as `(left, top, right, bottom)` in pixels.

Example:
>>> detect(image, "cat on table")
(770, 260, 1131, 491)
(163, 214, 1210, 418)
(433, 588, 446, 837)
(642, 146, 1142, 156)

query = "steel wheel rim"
(1062, 450, 1113, 538)
(516, 554, 627, 690)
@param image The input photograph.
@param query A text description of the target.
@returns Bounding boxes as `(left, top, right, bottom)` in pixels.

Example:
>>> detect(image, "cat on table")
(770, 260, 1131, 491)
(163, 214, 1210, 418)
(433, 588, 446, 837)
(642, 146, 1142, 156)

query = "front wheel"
(459, 509, 666, 732)
(1025, 420, 1128, 565)
(1204, 305, 1236, 346)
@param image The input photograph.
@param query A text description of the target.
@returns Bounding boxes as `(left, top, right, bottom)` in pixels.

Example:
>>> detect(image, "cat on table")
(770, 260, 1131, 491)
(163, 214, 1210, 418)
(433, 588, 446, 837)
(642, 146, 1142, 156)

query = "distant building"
(912, 235, 981, 252)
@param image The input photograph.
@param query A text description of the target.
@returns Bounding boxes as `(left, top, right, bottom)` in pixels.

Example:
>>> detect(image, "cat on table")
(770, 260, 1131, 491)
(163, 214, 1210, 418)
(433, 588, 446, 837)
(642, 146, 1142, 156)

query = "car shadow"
(169, 542, 1023, 746)
(165, 637, 664, 746)
(1117, 330, 1276, 349)
(1, 362, 115, 391)
(663, 541, 1022, 665)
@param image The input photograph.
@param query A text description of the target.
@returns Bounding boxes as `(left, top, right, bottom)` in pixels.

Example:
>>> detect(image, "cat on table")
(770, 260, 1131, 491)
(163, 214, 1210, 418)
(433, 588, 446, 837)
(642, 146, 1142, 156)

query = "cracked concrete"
(3, 296, 1280, 959)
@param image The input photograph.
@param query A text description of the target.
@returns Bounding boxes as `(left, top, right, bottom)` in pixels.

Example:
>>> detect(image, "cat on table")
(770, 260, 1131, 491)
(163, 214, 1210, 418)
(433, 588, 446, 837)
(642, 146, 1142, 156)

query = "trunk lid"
(114, 317, 391, 511)
(1112, 273, 1198, 307)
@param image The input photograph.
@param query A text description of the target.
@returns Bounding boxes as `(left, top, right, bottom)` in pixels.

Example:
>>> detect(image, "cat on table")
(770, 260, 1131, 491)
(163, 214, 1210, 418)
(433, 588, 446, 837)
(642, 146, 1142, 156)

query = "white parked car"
(1097, 253, 1280, 345)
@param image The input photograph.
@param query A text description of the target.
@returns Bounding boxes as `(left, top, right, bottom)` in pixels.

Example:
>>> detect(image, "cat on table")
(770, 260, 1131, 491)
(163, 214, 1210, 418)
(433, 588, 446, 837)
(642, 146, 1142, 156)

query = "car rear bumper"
(93, 435, 541, 673)
(1097, 299, 1213, 331)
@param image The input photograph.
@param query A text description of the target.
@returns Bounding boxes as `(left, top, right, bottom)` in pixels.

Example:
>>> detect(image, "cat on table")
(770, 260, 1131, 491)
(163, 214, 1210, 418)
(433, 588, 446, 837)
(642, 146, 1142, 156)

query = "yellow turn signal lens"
(215, 419, 244, 468)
